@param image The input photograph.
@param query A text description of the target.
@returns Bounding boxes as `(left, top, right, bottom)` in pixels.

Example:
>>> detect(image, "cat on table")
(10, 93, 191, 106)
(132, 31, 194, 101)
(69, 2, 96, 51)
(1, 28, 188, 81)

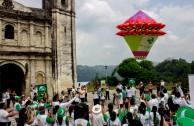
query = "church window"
(61, 0, 67, 5)
(5, 25, 14, 39)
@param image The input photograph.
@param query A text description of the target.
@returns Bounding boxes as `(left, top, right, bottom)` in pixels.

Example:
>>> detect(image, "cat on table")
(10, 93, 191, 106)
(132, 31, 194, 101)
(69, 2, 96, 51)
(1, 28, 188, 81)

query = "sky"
(15, 0, 194, 65)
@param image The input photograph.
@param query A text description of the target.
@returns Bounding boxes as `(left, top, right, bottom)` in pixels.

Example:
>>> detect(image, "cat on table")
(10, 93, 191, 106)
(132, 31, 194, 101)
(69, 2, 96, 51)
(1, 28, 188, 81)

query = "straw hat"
(92, 104, 102, 114)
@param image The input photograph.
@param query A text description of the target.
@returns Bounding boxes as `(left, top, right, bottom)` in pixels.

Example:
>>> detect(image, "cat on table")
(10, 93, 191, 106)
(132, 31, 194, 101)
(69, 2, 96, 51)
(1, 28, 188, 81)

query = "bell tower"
(49, 0, 77, 93)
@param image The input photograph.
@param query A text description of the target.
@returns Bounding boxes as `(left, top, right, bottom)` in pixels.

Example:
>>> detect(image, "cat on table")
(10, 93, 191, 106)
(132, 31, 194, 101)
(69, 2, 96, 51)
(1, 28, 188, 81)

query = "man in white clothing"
(0, 102, 18, 126)
(148, 94, 159, 110)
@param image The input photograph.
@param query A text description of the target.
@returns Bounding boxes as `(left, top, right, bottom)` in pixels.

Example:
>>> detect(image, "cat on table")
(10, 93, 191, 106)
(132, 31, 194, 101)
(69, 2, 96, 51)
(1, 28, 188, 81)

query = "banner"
(189, 75, 194, 108)
(100, 80, 106, 88)
(36, 84, 48, 98)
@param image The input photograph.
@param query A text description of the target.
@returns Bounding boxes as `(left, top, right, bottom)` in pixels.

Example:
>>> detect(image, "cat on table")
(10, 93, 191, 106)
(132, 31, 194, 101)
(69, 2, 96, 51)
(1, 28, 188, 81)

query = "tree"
(116, 58, 140, 79)
(191, 61, 194, 74)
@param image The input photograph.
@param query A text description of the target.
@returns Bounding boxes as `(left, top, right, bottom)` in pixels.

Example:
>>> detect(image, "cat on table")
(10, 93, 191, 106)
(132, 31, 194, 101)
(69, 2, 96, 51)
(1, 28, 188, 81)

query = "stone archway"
(0, 63, 24, 99)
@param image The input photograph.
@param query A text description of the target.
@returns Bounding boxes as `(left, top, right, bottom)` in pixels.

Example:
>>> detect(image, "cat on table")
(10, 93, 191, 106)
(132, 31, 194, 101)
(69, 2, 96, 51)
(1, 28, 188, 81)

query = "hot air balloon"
(116, 10, 166, 60)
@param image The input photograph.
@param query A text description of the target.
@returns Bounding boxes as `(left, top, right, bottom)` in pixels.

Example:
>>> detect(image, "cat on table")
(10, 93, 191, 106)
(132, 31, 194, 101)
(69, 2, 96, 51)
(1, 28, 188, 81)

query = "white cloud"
(13, 0, 194, 65)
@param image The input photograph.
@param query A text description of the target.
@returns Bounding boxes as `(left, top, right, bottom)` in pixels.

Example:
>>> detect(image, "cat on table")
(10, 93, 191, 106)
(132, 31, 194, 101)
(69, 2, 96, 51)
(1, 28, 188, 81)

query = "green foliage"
(191, 61, 194, 74)
(107, 76, 119, 86)
(117, 58, 140, 79)
(116, 58, 156, 85)
(155, 58, 191, 88)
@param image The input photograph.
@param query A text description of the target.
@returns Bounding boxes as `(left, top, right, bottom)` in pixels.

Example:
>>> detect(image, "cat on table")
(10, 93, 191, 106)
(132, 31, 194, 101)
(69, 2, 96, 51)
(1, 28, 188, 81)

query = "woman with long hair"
(150, 106, 160, 126)
(18, 108, 34, 126)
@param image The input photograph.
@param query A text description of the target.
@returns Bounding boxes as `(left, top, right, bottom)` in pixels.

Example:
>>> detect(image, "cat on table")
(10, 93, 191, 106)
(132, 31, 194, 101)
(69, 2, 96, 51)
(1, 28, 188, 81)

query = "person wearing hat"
(36, 106, 55, 126)
(54, 108, 69, 126)
(0, 102, 18, 126)
(92, 104, 106, 126)
(13, 96, 22, 124)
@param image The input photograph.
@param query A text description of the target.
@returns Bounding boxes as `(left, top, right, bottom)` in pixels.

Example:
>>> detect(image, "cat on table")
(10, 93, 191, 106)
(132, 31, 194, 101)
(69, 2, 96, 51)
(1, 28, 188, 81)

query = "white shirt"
(148, 99, 159, 110)
(107, 117, 122, 126)
(131, 86, 136, 95)
(130, 105, 138, 114)
(150, 112, 160, 126)
(173, 97, 189, 107)
(161, 81, 165, 86)
(126, 89, 132, 97)
(67, 112, 74, 126)
(92, 113, 107, 126)
(139, 111, 150, 126)
(75, 118, 90, 126)
(5, 92, 10, 99)
(0, 109, 10, 122)
(93, 92, 99, 99)
(117, 84, 123, 90)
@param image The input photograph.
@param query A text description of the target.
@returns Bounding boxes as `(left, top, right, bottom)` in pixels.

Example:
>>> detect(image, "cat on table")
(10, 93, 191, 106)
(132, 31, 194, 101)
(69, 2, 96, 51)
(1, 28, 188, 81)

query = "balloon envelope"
(124, 35, 158, 59)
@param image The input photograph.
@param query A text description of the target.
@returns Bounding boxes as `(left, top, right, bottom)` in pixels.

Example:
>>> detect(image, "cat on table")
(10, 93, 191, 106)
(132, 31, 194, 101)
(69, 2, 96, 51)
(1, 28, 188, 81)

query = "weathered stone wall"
(0, 2, 53, 96)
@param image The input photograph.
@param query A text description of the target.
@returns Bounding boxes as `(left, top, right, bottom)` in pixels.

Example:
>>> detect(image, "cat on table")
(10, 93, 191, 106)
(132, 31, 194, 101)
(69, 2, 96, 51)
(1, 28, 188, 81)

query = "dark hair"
(69, 105, 74, 117)
(53, 94, 59, 101)
(18, 108, 28, 126)
(152, 106, 157, 125)
(110, 111, 116, 121)
(130, 98, 135, 106)
(163, 89, 167, 93)
(0, 103, 5, 109)
(53, 105, 60, 115)
(175, 92, 181, 98)
(57, 116, 63, 125)
(151, 94, 156, 99)
(108, 103, 113, 115)
(139, 102, 146, 115)
(159, 93, 164, 98)
(158, 107, 164, 126)
(168, 98, 174, 111)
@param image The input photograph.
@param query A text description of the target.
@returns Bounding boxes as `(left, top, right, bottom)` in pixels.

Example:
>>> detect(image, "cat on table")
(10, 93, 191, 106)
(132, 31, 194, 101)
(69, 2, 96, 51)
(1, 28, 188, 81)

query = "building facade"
(0, 0, 77, 98)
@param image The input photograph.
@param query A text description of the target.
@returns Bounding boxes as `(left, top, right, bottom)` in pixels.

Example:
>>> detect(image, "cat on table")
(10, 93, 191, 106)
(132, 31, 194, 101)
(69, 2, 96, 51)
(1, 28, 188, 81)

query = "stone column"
(0, 19, 2, 44)
(45, 23, 50, 52)
(17, 21, 20, 45)
(45, 56, 53, 97)
(30, 21, 35, 51)
(30, 56, 36, 85)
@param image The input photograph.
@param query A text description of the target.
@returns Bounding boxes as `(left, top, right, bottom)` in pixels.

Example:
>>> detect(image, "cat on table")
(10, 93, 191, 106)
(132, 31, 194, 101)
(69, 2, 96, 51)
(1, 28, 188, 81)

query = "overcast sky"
(15, 0, 194, 65)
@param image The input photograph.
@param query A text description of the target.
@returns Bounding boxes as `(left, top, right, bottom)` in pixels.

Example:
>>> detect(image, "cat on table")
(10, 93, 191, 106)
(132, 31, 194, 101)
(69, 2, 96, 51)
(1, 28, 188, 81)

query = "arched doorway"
(0, 63, 24, 99)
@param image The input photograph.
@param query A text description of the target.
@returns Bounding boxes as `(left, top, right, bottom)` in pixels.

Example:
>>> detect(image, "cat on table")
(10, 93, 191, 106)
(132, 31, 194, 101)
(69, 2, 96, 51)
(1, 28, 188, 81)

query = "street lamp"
(105, 66, 108, 84)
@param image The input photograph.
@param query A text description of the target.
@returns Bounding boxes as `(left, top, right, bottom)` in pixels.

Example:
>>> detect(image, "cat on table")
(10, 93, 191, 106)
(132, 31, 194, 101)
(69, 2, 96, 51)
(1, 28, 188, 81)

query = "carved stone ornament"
(2, 0, 14, 9)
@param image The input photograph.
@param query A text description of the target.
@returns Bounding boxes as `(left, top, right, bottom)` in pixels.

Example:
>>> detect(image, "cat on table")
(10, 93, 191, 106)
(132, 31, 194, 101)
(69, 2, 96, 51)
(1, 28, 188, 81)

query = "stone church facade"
(0, 0, 77, 97)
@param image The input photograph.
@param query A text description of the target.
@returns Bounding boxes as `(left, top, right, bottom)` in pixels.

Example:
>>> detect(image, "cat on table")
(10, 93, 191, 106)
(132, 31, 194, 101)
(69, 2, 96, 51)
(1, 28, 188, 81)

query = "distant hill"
(77, 65, 119, 82)
(77, 61, 159, 82)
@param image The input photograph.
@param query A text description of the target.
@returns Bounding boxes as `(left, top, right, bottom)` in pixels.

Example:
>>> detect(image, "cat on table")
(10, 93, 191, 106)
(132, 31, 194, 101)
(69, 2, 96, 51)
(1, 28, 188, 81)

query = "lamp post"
(105, 66, 108, 84)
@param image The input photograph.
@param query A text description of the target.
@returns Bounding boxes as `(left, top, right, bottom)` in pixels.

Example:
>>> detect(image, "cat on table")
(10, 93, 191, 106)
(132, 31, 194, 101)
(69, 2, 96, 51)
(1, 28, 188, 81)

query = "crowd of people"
(0, 81, 193, 126)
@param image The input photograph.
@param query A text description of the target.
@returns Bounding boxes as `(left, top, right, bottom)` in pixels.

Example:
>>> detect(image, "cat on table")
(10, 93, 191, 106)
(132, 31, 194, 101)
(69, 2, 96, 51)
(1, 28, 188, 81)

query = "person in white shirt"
(5, 89, 11, 108)
(176, 83, 184, 97)
(92, 104, 107, 126)
(0, 102, 18, 126)
(160, 80, 165, 93)
(126, 87, 132, 99)
(80, 86, 86, 103)
(105, 84, 110, 100)
(117, 83, 123, 90)
(148, 94, 159, 110)
(93, 88, 99, 105)
(173, 92, 190, 107)
(2, 91, 7, 104)
(131, 84, 137, 104)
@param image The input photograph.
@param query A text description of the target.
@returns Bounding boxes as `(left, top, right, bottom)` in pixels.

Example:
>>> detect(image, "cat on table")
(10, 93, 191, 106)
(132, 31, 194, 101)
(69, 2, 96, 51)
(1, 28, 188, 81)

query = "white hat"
(92, 104, 102, 114)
